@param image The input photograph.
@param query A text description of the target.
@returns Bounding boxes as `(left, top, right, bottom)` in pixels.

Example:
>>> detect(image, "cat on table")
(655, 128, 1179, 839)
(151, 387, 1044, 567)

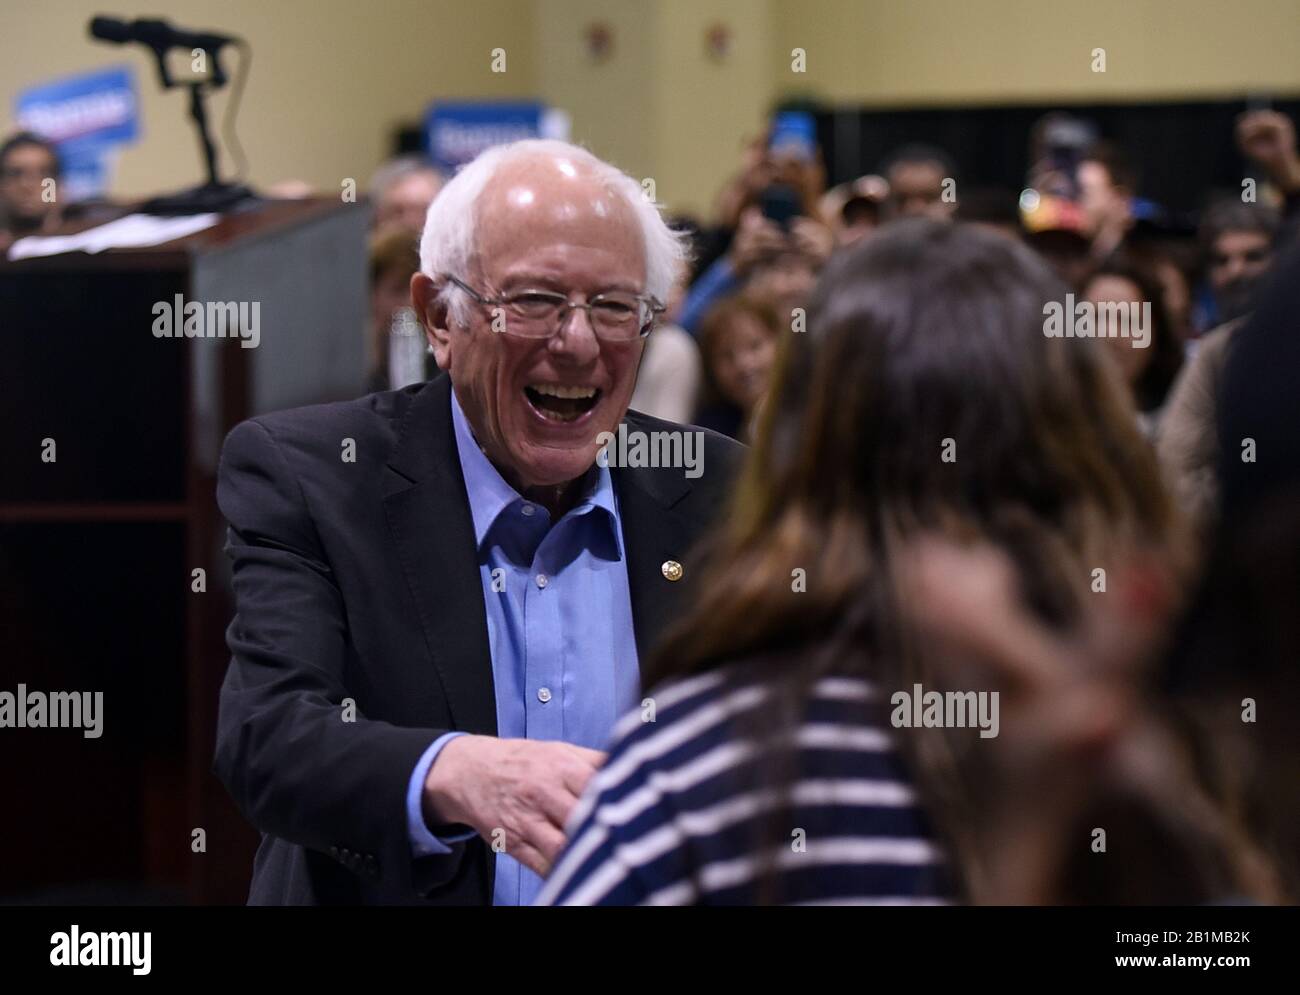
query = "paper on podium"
(7, 213, 220, 260)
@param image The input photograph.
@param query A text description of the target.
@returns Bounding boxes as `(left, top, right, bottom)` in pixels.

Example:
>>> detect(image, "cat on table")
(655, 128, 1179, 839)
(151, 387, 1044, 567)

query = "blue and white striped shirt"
(536, 668, 951, 905)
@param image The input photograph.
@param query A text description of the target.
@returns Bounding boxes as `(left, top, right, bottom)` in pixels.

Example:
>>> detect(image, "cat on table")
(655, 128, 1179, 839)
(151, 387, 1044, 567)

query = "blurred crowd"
(352, 106, 1297, 544)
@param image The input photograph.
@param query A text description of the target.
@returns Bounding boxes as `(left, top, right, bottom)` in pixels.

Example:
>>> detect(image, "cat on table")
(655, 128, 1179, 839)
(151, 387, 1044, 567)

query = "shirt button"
(521, 504, 535, 516)
(537, 687, 552, 703)
(535, 573, 548, 589)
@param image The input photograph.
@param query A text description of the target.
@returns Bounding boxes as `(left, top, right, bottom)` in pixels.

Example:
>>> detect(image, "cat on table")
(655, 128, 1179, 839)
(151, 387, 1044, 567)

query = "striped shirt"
(536, 668, 951, 905)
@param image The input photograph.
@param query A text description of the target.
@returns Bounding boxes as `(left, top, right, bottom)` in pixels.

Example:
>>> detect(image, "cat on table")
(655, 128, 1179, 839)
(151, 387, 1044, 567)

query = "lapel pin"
(661, 560, 683, 582)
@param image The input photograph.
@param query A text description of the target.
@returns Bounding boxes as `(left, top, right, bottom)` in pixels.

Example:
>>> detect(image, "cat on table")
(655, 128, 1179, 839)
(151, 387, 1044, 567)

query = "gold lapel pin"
(661, 560, 683, 582)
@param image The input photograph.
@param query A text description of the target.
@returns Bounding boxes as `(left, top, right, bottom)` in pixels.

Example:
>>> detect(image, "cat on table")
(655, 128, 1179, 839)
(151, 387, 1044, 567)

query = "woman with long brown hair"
(537, 220, 1231, 906)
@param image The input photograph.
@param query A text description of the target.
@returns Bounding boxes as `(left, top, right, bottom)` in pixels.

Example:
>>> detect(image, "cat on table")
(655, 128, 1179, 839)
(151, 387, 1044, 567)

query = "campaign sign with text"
(15, 66, 140, 200)
(424, 101, 569, 174)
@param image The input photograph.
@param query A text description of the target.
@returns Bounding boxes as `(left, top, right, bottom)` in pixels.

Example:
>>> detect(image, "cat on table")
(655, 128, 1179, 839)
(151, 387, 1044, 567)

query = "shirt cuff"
(406, 731, 477, 857)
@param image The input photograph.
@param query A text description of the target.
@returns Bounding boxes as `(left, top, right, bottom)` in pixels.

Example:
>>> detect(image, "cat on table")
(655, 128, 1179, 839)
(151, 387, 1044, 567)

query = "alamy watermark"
(596, 425, 704, 479)
(152, 293, 260, 349)
(890, 683, 1000, 739)
(0, 684, 103, 738)
(1043, 294, 1151, 349)
(50, 925, 150, 975)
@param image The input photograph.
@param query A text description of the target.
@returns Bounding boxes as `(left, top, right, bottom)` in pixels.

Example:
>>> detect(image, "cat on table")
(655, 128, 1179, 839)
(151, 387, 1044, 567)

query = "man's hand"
(1236, 110, 1300, 193)
(422, 735, 606, 876)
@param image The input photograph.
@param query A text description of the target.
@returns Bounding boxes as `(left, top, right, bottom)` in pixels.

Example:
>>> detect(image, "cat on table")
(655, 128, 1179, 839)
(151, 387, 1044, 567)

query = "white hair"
(418, 139, 689, 326)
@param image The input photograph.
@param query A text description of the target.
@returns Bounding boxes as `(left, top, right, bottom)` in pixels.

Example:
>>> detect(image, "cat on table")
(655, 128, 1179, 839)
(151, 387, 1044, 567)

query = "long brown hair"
(648, 220, 1187, 900)
(1082, 253, 1184, 413)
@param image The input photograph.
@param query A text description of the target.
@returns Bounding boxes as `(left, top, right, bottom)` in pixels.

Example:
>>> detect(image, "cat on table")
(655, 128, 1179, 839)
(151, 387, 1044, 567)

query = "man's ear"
(411, 272, 453, 370)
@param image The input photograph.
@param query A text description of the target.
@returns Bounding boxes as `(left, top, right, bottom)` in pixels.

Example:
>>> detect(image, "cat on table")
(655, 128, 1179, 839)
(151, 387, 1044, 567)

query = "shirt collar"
(449, 386, 622, 556)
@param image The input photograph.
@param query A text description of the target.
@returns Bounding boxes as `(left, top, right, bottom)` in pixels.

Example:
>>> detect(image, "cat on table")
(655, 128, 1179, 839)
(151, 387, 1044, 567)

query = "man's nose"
(550, 305, 602, 361)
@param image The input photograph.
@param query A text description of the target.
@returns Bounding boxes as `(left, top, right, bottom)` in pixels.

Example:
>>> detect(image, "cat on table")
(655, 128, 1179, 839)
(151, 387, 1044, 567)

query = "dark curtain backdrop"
(815, 97, 1300, 223)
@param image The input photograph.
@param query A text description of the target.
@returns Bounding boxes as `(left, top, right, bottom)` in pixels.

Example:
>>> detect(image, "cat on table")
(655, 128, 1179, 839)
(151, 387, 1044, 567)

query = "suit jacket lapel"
(381, 374, 498, 736)
(612, 414, 701, 673)
(379, 386, 714, 721)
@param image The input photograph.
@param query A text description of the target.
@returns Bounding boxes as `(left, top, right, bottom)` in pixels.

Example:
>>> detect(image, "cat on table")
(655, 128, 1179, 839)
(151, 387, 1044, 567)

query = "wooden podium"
(0, 199, 368, 903)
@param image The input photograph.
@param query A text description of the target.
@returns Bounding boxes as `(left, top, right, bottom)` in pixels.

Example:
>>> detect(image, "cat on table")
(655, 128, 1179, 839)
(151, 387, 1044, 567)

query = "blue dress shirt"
(404, 387, 641, 905)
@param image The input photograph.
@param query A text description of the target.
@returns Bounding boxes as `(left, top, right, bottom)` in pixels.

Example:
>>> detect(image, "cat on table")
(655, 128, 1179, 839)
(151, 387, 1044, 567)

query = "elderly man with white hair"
(213, 140, 743, 905)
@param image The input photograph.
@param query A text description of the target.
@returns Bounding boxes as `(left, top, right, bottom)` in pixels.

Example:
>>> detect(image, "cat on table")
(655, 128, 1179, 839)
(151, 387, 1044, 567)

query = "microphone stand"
(139, 41, 255, 215)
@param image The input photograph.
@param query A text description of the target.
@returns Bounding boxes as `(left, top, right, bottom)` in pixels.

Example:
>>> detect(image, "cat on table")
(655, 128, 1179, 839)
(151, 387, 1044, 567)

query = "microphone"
(90, 16, 233, 53)
(86, 14, 256, 211)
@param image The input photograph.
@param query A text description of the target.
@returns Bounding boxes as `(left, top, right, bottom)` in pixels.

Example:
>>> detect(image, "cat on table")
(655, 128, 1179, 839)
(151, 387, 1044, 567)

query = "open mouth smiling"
(523, 383, 602, 423)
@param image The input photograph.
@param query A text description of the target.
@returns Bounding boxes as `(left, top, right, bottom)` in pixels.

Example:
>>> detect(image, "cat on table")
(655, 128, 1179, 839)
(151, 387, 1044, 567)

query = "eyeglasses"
(442, 274, 663, 341)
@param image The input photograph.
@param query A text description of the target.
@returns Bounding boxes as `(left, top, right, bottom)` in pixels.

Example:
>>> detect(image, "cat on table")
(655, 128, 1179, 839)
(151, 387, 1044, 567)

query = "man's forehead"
(893, 160, 943, 177)
(473, 156, 642, 274)
(480, 157, 627, 218)
(6, 145, 55, 165)
(1217, 229, 1270, 245)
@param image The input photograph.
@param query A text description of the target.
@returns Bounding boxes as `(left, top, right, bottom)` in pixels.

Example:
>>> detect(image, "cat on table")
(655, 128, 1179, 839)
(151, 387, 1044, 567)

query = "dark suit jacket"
(213, 372, 743, 904)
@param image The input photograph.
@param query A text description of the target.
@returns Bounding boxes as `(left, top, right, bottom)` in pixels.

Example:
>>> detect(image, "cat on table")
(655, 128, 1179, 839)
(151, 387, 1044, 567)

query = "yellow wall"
(770, 0, 1300, 106)
(536, 0, 659, 186)
(537, 0, 775, 214)
(3, 0, 1298, 216)
(0, 0, 537, 198)
(652, 0, 774, 217)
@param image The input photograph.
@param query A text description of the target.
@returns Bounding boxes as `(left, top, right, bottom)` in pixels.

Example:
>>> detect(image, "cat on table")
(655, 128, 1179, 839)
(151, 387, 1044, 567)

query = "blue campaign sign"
(425, 101, 568, 173)
(15, 65, 139, 152)
(14, 66, 139, 199)
(58, 148, 113, 204)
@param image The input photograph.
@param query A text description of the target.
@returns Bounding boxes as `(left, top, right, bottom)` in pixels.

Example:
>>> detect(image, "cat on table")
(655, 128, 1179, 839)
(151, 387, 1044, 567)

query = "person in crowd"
(1080, 256, 1184, 438)
(1126, 236, 1197, 345)
(1025, 111, 1096, 203)
(0, 131, 64, 251)
(675, 114, 833, 331)
(1077, 140, 1139, 261)
(879, 144, 958, 221)
(628, 277, 703, 424)
(538, 220, 1184, 906)
(1152, 250, 1195, 346)
(1216, 242, 1300, 516)
(369, 154, 445, 233)
(214, 139, 743, 905)
(820, 175, 888, 249)
(1235, 108, 1300, 242)
(1197, 200, 1279, 331)
(693, 294, 782, 441)
(954, 187, 1023, 240)
(365, 226, 425, 392)
(746, 247, 821, 322)
(696, 128, 828, 275)
(1156, 201, 1280, 528)
(1025, 227, 1092, 291)
(677, 203, 830, 336)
